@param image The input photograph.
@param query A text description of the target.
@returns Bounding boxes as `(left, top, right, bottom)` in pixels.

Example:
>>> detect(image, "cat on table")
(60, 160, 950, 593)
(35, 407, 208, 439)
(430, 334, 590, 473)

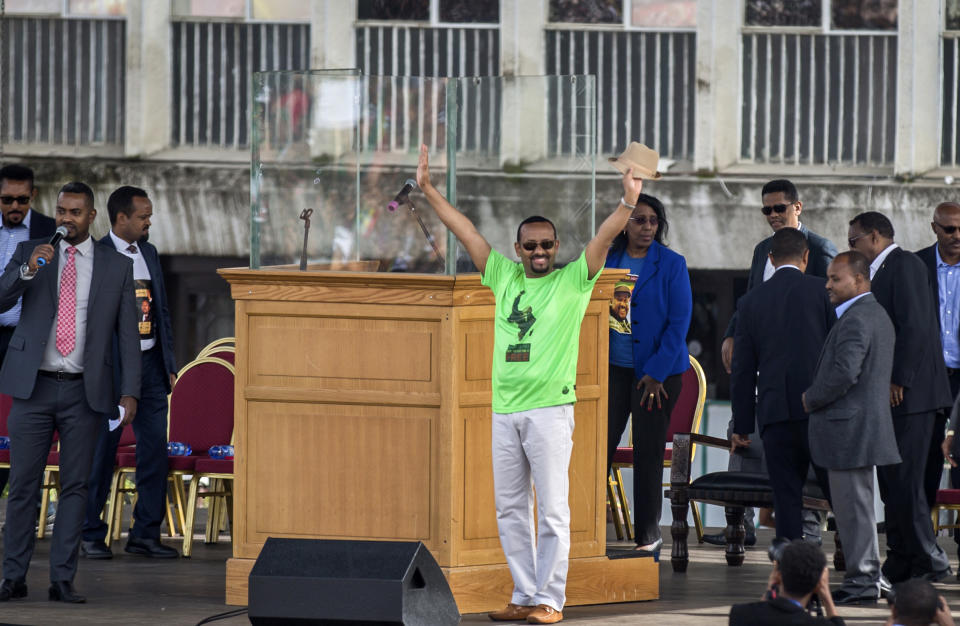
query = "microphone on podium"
(387, 179, 418, 212)
(36, 226, 68, 267)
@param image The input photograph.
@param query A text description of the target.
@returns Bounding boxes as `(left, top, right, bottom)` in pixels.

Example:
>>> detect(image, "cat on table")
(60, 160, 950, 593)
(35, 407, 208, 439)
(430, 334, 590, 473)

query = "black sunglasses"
(0, 195, 30, 206)
(935, 221, 960, 235)
(521, 240, 556, 251)
(628, 216, 658, 226)
(761, 202, 794, 216)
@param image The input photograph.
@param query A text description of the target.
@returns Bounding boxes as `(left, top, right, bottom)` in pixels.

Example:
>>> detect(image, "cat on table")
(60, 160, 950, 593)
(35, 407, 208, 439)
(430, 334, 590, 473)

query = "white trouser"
(492, 404, 574, 611)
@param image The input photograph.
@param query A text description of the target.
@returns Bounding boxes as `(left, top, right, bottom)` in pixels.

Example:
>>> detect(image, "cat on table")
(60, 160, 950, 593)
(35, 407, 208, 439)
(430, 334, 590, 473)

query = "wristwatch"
(948, 430, 956, 437)
(19, 263, 36, 280)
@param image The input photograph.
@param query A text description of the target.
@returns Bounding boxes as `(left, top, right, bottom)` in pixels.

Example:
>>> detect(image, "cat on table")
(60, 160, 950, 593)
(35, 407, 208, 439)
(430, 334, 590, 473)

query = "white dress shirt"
(109, 230, 156, 351)
(39, 236, 95, 373)
(869, 243, 899, 280)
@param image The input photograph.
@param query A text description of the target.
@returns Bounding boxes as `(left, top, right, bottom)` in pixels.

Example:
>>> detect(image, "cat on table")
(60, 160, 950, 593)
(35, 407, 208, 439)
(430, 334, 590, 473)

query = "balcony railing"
(741, 32, 897, 167)
(1, 17, 125, 146)
(171, 21, 310, 150)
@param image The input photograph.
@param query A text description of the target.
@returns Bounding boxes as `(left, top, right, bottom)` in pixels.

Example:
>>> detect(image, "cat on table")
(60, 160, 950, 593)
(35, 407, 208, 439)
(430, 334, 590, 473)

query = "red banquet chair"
(932, 489, 960, 535)
(609, 355, 708, 542)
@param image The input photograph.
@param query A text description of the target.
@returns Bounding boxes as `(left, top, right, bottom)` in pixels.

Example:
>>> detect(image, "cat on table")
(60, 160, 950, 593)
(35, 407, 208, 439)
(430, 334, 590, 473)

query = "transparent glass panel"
(250, 73, 597, 274)
(631, 0, 697, 27)
(832, 0, 897, 30)
(252, 0, 310, 21)
(950, 0, 960, 31)
(5, 0, 61, 14)
(67, 0, 127, 16)
(171, 0, 245, 18)
(358, 0, 429, 21)
(440, 0, 499, 23)
(744, 0, 821, 27)
(549, 0, 621, 24)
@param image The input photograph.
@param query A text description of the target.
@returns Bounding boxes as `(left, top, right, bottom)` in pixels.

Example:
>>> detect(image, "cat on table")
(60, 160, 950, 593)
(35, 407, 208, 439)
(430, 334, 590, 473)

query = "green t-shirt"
(481, 249, 601, 413)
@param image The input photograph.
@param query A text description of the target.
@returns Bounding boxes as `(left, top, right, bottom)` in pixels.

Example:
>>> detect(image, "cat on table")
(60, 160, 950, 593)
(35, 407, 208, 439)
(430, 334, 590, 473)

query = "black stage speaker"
(248, 538, 461, 625)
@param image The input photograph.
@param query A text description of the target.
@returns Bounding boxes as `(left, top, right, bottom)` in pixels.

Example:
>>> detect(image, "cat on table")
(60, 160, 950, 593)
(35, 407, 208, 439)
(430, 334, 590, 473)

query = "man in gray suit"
(0, 182, 140, 604)
(803, 251, 901, 605)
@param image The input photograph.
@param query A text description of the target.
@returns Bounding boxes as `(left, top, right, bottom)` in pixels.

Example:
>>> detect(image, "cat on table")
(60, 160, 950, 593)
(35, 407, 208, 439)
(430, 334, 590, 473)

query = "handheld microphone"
(387, 179, 418, 212)
(37, 226, 68, 267)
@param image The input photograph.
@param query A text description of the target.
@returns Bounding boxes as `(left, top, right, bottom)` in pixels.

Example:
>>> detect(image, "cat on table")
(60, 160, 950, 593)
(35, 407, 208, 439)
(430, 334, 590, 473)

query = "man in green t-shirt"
(417, 144, 644, 625)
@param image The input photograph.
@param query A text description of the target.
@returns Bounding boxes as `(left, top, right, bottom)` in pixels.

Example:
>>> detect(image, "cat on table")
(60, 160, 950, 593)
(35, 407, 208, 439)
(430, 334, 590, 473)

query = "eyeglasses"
(848, 232, 868, 248)
(628, 216, 658, 226)
(934, 221, 960, 234)
(0, 195, 30, 206)
(761, 202, 795, 216)
(520, 239, 556, 251)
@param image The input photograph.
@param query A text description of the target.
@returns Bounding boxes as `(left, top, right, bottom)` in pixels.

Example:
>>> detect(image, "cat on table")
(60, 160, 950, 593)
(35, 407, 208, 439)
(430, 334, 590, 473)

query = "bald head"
(933, 202, 960, 264)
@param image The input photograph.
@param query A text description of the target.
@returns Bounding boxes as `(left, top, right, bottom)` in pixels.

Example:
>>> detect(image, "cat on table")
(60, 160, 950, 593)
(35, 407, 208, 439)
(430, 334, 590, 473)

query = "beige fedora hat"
(608, 142, 662, 180)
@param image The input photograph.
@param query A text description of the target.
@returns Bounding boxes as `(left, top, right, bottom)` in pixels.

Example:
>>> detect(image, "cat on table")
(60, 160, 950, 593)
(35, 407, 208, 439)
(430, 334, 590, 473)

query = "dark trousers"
(948, 371, 960, 499)
(3, 376, 100, 582)
(760, 420, 830, 541)
(0, 325, 16, 494)
(83, 346, 170, 541)
(878, 411, 950, 580)
(606, 364, 682, 546)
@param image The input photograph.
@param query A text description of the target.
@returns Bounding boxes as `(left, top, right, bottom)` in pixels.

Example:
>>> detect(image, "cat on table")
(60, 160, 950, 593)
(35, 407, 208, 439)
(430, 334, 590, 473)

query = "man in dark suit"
(848, 211, 953, 583)
(706, 179, 838, 546)
(0, 182, 140, 604)
(918, 202, 960, 509)
(729, 540, 844, 625)
(803, 251, 901, 604)
(81, 186, 179, 560)
(0, 164, 57, 495)
(730, 228, 834, 542)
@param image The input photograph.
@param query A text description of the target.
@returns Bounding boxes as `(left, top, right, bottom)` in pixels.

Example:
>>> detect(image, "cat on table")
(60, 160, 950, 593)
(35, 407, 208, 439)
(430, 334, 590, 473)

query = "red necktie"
(55, 246, 78, 356)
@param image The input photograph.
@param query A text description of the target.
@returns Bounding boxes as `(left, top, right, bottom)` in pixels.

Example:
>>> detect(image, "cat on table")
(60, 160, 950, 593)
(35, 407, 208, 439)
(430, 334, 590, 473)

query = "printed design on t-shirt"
(506, 290, 535, 362)
(135, 279, 156, 340)
(609, 277, 636, 335)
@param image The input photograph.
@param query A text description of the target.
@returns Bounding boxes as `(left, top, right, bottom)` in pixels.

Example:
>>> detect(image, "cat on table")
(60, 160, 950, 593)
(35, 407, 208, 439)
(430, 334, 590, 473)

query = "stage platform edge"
(226, 554, 659, 612)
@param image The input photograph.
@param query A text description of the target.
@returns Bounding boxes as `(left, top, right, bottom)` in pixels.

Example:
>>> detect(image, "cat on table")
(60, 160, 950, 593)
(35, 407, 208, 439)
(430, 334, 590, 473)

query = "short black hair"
(107, 186, 149, 225)
(611, 193, 670, 251)
(850, 211, 895, 239)
(516, 216, 557, 242)
(0, 164, 35, 189)
(769, 227, 808, 263)
(833, 250, 871, 281)
(891, 579, 939, 626)
(59, 182, 95, 210)
(761, 179, 799, 204)
(778, 540, 826, 597)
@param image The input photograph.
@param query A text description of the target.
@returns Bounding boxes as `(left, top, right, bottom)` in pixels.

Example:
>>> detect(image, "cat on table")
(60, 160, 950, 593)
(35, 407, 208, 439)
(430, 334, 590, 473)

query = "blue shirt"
(0, 211, 32, 327)
(835, 292, 870, 319)
(608, 254, 646, 367)
(936, 246, 960, 368)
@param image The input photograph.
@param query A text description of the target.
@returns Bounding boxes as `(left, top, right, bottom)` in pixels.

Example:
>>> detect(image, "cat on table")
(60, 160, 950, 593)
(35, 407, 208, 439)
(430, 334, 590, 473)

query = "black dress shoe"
(879, 575, 893, 599)
(920, 566, 953, 583)
(634, 537, 662, 556)
(831, 589, 878, 605)
(80, 540, 113, 560)
(0, 578, 27, 601)
(702, 532, 756, 547)
(125, 536, 179, 558)
(48, 580, 85, 603)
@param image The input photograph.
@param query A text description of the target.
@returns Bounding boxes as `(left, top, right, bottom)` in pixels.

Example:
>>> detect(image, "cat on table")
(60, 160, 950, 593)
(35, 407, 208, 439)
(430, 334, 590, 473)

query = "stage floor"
(0, 510, 955, 625)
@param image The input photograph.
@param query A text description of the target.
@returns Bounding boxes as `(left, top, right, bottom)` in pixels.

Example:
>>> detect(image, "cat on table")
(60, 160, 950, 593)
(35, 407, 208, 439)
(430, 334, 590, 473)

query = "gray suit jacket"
(0, 237, 141, 412)
(804, 293, 901, 470)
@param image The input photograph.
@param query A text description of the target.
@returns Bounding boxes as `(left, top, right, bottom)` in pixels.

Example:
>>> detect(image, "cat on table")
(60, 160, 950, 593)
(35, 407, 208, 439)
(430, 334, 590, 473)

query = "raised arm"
(416, 144, 492, 273)
(584, 168, 643, 279)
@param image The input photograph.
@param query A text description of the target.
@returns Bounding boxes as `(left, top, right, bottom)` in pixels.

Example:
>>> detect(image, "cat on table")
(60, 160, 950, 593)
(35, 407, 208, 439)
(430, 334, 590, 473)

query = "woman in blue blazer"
(605, 193, 692, 554)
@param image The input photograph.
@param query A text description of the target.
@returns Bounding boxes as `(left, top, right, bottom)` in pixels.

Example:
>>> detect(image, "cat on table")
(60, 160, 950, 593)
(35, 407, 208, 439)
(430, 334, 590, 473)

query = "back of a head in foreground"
(779, 540, 826, 597)
(891, 579, 939, 626)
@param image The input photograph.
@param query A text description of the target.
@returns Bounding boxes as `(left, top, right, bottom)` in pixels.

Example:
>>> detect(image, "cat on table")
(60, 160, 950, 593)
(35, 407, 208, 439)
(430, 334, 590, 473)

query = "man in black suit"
(729, 540, 844, 625)
(81, 186, 179, 560)
(918, 202, 960, 506)
(0, 164, 57, 495)
(0, 182, 140, 604)
(706, 179, 838, 546)
(730, 228, 834, 542)
(848, 211, 953, 583)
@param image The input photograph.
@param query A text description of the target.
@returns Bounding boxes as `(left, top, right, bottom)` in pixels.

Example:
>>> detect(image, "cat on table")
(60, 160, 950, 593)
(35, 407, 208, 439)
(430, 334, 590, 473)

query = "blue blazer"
(100, 234, 178, 393)
(605, 241, 692, 382)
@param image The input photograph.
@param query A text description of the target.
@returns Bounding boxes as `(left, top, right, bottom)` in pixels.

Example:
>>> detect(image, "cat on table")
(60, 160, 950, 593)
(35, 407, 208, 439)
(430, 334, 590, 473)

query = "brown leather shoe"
(526, 604, 563, 624)
(488, 603, 535, 621)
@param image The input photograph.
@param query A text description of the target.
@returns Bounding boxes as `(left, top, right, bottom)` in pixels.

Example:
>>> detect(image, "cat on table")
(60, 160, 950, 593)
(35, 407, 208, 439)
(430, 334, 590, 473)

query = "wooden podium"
(218, 267, 658, 613)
